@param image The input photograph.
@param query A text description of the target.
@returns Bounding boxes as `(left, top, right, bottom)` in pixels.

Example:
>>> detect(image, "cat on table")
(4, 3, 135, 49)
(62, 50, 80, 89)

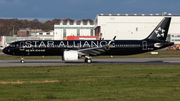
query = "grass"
(0, 64, 180, 101)
(0, 50, 180, 60)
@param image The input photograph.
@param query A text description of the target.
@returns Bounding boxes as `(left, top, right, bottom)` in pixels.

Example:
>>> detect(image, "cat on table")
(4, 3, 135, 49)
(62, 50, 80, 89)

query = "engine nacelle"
(62, 51, 78, 61)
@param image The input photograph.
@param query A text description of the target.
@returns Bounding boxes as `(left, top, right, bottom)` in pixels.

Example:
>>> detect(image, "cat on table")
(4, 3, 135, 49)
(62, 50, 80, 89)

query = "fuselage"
(3, 39, 174, 56)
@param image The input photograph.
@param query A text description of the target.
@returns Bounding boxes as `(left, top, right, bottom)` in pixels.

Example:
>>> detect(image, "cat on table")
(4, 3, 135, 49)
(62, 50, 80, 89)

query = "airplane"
(3, 17, 173, 63)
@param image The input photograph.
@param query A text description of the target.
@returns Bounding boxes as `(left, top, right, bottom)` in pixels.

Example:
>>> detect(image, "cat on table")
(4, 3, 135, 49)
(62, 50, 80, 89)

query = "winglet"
(108, 36, 116, 46)
(113, 36, 116, 40)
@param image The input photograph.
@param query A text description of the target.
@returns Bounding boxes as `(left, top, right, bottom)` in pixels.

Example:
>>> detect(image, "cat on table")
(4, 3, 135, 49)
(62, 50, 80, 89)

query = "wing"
(78, 46, 107, 56)
(77, 36, 116, 56)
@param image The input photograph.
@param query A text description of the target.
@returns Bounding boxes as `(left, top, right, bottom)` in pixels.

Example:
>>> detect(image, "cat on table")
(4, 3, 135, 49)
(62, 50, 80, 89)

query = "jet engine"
(62, 51, 78, 61)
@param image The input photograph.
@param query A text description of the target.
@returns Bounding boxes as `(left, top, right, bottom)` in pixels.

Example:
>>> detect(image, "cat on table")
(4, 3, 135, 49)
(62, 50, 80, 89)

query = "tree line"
(0, 18, 93, 36)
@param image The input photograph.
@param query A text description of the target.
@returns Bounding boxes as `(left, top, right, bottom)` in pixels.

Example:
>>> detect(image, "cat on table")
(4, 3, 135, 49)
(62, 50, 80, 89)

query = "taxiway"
(0, 58, 180, 67)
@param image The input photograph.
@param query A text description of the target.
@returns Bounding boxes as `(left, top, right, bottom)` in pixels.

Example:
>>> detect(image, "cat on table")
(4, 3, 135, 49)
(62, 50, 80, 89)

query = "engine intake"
(62, 51, 78, 61)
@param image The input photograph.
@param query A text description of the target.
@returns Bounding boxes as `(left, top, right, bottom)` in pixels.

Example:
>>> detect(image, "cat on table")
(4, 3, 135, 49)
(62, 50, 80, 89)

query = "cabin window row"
(115, 44, 140, 47)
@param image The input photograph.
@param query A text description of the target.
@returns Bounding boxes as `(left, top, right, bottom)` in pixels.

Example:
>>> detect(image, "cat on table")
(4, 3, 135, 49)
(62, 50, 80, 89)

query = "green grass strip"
(0, 64, 180, 101)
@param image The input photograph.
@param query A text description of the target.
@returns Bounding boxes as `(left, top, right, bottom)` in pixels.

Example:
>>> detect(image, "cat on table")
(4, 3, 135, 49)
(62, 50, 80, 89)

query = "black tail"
(146, 17, 171, 41)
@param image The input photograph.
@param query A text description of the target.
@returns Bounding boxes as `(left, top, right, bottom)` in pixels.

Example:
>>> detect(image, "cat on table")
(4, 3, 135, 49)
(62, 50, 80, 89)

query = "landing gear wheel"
(20, 56, 25, 63)
(85, 58, 92, 63)
(20, 60, 25, 63)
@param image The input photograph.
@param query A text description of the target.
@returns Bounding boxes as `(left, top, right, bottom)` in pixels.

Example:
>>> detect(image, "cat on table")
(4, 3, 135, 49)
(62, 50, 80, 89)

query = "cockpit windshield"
(8, 43, 15, 47)
(8, 42, 18, 47)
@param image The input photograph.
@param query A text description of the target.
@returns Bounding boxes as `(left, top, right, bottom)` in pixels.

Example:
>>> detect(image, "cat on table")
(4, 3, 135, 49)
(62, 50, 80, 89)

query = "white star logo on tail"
(155, 27, 165, 38)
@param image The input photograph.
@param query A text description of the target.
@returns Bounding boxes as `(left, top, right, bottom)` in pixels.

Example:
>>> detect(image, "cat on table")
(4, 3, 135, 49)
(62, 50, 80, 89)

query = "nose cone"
(2, 47, 9, 55)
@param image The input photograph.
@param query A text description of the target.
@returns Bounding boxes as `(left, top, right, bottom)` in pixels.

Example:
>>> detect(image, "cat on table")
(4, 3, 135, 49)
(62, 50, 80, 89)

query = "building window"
(46, 33, 50, 35)
(39, 33, 43, 35)
(136, 27, 138, 31)
(175, 35, 180, 37)
(175, 39, 180, 41)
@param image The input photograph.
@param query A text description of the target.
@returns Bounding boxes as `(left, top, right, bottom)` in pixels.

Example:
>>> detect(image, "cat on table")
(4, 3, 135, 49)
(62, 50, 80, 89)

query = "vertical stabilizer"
(146, 17, 171, 41)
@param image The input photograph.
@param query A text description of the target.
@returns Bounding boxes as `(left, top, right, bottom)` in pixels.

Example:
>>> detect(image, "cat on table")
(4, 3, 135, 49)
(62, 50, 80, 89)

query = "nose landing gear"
(20, 56, 25, 63)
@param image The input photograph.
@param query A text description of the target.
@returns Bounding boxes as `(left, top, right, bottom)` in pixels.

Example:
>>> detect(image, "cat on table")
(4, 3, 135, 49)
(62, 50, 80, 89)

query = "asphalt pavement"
(0, 58, 180, 67)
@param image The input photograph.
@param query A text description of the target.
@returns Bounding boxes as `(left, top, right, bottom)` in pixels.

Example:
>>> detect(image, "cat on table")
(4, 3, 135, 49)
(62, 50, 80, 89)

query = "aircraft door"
(19, 42, 25, 51)
(142, 41, 147, 50)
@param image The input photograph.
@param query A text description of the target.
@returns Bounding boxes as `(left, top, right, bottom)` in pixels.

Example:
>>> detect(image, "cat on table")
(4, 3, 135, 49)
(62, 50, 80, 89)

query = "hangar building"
(94, 14, 180, 44)
(54, 21, 94, 40)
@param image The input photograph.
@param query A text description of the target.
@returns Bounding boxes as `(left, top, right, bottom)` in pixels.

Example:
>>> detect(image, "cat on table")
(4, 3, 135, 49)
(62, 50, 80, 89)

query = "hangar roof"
(97, 14, 180, 16)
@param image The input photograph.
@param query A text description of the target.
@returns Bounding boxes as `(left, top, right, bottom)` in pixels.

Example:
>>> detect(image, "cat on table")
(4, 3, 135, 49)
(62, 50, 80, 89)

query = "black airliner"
(3, 17, 173, 63)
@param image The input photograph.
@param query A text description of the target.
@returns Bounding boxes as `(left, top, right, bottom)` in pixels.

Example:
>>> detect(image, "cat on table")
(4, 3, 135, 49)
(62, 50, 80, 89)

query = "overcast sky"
(0, 0, 179, 21)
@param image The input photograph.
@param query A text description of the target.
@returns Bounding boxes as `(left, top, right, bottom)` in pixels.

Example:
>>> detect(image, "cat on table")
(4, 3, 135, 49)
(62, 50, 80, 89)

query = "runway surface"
(0, 58, 180, 67)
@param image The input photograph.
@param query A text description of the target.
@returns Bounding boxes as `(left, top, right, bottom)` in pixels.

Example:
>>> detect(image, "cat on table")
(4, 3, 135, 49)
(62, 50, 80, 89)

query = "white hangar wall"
(94, 14, 180, 44)
(54, 21, 94, 40)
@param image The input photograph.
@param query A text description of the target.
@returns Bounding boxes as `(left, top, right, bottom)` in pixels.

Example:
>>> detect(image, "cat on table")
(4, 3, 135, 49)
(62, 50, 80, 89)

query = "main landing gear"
(20, 56, 25, 63)
(84, 56, 92, 63)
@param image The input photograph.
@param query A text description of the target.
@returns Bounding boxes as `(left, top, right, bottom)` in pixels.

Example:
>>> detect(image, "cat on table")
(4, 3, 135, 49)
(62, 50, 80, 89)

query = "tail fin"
(146, 17, 171, 41)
